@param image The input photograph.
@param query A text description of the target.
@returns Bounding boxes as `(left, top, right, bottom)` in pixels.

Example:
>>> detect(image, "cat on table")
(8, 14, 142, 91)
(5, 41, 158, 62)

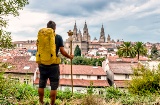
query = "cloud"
(26, 0, 121, 17)
(125, 26, 143, 34)
(5, 0, 160, 43)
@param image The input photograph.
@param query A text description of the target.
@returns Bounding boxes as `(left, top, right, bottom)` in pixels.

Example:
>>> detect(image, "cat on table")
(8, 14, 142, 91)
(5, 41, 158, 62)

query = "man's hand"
(69, 54, 74, 59)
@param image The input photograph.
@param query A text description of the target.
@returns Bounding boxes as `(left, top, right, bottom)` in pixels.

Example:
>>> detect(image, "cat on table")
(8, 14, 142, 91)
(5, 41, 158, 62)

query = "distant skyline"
(6, 0, 160, 43)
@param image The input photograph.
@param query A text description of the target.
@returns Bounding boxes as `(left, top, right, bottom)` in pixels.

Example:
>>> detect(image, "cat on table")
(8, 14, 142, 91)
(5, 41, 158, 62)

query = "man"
(38, 20, 74, 105)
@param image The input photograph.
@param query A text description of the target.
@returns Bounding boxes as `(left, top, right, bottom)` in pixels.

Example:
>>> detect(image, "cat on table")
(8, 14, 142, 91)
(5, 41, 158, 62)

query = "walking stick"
(67, 30, 73, 95)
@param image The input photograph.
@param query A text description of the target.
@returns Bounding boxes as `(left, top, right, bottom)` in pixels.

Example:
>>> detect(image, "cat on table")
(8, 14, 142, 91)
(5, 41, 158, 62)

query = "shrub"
(105, 87, 124, 101)
(56, 88, 72, 100)
(0, 73, 38, 104)
(128, 64, 160, 95)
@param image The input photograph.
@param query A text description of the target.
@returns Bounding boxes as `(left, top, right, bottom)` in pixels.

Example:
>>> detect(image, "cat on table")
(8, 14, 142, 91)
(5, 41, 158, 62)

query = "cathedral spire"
(74, 21, 77, 29)
(83, 21, 89, 42)
(84, 20, 87, 29)
(99, 24, 105, 43)
(101, 24, 104, 33)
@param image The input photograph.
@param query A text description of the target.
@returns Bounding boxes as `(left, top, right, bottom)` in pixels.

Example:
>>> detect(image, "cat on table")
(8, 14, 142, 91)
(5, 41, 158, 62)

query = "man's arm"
(60, 47, 74, 59)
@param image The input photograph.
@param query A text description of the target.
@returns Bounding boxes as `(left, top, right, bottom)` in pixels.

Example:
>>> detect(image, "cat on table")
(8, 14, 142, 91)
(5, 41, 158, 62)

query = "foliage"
(57, 88, 72, 100)
(81, 94, 106, 105)
(1, 62, 9, 68)
(0, 0, 29, 48)
(117, 41, 147, 60)
(105, 86, 123, 100)
(0, 73, 160, 105)
(87, 81, 94, 95)
(128, 64, 160, 95)
(116, 42, 136, 58)
(150, 44, 159, 59)
(96, 52, 100, 56)
(72, 56, 105, 66)
(134, 42, 147, 61)
(74, 45, 81, 56)
(0, 30, 13, 48)
(0, 74, 38, 104)
(151, 44, 158, 56)
(58, 53, 67, 64)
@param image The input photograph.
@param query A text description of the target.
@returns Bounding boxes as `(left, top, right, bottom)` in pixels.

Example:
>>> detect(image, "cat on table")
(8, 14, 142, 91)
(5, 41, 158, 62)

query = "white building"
(34, 64, 109, 94)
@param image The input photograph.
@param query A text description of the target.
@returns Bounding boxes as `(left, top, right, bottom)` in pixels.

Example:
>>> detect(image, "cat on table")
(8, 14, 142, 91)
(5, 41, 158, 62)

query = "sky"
(6, 0, 160, 43)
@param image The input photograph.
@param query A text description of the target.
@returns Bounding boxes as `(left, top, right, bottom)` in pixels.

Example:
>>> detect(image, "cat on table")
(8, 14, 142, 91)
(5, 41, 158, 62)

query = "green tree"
(96, 52, 100, 56)
(72, 56, 83, 65)
(74, 45, 81, 56)
(151, 44, 158, 58)
(72, 56, 105, 66)
(116, 42, 136, 58)
(0, 0, 29, 49)
(134, 42, 147, 61)
(129, 64, 160, 95)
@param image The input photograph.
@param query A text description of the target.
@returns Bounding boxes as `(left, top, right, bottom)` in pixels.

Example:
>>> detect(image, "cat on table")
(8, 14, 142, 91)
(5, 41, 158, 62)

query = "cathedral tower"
(72, 21, 78, 41)
(99, 24, 105, 43)
(77, 29, 82, 42)
(107, 34, 111, 43)
(82, 21, 89, 42)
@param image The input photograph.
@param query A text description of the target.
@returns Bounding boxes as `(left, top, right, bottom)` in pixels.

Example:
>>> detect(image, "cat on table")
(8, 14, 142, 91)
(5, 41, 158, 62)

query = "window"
(99, 90, 103, 95)
(97, 76, 101, 80)
(76, 75, 80, 79)
(125, 74, 129, 79)
(11, 78, 19, 82)
(77, 89, 81, 93)
(87, 75, 90, 79)
(65, 75, 69, 78)
(24, 79, 30, 84)
(61, 75, 64, 78)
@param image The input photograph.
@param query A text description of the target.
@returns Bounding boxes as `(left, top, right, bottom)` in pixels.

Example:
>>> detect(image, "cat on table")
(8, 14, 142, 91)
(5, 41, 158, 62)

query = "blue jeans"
(38, 64, 60, 90)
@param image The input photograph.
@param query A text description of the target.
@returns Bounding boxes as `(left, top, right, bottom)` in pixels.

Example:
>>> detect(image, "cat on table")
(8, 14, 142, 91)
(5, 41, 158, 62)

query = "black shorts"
(38, 64, 60, 90)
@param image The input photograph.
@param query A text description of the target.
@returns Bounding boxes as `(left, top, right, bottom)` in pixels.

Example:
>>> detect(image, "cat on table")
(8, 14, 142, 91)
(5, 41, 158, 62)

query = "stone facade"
(64, 21, 115, 55)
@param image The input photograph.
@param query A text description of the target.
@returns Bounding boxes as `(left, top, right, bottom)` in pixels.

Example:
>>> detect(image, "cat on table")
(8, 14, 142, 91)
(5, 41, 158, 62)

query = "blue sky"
(7, 0, 160, 43)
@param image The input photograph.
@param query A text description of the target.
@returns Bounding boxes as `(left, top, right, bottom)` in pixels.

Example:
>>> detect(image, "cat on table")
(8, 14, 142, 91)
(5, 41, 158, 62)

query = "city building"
(64, 21, 116, 55)
(34, 64, 109, 94)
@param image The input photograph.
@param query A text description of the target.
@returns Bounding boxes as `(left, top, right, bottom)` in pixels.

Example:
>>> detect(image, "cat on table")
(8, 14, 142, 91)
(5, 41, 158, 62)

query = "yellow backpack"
(36, 28, 61, 65)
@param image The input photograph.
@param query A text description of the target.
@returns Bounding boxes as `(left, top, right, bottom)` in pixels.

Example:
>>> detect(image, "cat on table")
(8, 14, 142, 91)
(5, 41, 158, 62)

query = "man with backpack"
(36, 20, 74, 105)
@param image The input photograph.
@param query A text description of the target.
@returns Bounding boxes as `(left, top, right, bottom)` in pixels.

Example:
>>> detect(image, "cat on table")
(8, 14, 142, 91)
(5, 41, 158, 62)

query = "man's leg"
(50, 90, 57, 105)
(49, 65, 60, 105)
(38, 88, 44, 104)
(38, 64, 48, 104)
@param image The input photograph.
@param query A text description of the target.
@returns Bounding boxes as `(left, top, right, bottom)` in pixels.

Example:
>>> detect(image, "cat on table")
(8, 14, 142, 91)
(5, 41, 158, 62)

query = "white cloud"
(5, 0, 160, 43)
(125, 26, 143, 33)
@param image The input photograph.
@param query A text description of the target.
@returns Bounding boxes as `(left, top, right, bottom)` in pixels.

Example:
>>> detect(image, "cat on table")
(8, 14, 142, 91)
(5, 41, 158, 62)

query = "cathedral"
(64, 21, 115, 55)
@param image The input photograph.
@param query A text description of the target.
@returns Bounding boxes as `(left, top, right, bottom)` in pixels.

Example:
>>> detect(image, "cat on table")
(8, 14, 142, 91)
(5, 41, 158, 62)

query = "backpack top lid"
(38, 28, 55, 37)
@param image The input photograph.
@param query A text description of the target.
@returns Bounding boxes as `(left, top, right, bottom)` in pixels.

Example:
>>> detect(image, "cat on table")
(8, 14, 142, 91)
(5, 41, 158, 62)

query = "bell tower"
(99, 24, 105, 43)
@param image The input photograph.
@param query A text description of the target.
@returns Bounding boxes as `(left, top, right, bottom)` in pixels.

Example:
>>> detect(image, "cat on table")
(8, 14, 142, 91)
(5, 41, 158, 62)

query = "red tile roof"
(108, 55, 148, 63)
(34, 78, 109, 87)
(60, 64, 106, 75)
(114, 80, 130, 88)
(108, 63, 135, 74)
(3, 56, 38, 74)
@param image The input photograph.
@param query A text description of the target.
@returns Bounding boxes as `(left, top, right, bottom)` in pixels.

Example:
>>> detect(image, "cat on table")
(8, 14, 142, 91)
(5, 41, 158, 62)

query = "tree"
(129, 64, 160, 95)
(116, 42, 136, 58)
(150, 44, 159, 59)
(134, 42, 147, 61)
(0, 0, 29, 49)
(151, 44, 158, 56)
(74, 45, 81, 56)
